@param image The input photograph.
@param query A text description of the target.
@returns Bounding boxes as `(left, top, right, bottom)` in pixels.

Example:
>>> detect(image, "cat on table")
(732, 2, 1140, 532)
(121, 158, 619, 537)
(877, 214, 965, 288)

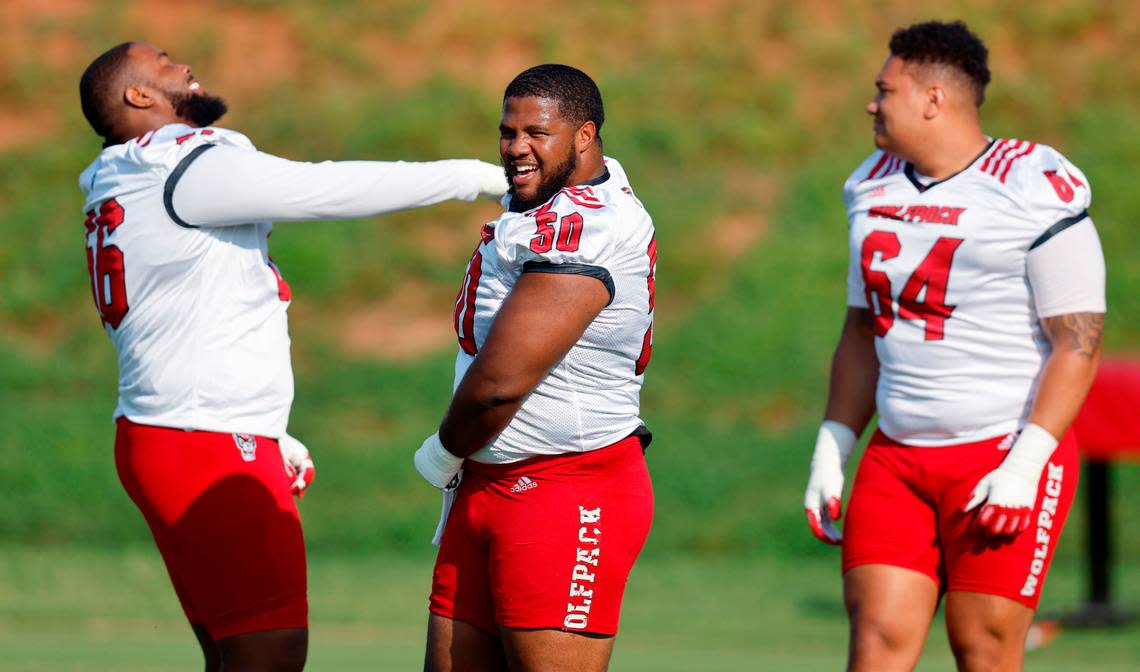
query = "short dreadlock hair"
(889, 20, 991, 106)
(80, 42, 135, 140)
(504, 64, 604, 140)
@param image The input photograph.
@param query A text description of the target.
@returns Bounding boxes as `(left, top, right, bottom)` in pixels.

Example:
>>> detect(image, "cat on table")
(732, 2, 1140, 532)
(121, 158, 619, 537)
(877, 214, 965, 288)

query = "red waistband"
(116, 416, 278, 444)
(463, 435, 643, 479)
(871, 427, 1074, 451)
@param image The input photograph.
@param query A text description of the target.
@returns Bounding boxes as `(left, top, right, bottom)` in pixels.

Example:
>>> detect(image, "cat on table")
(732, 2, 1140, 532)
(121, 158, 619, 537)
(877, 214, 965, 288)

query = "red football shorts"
(842, 429, 1078, 609)
(114, 418, 308, 640)
(430, 435, 653, 635)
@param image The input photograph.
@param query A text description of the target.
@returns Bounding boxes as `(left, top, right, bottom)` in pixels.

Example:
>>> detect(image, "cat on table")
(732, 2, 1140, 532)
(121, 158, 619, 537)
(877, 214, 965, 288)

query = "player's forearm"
(437, 333, 548, 458)
(437, 390, 526, 458)
(823, 308, 879, 434)
(171, 147, 503, 226)
(1027, 312, 1105, 438)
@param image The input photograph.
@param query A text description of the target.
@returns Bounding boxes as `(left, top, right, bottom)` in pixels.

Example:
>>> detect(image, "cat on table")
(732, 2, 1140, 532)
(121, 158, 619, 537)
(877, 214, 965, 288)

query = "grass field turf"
(2, 545, 1139, 671)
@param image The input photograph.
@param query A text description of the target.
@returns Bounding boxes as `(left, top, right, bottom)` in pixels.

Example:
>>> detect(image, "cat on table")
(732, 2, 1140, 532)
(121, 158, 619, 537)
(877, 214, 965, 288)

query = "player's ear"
(923, 85, 945, 120)
(576, 121, 597, 153)
(123, 83, 156, 110)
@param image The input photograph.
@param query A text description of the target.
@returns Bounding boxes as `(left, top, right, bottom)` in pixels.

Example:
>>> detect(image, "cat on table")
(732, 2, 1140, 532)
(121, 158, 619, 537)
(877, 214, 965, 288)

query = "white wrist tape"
(415, 432, 464, 489)
(814, 420, 858, 468)
(1003, 423, 1058, 479)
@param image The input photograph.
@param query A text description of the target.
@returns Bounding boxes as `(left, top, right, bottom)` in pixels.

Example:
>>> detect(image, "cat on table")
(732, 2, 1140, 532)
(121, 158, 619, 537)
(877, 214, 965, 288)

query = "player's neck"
(114, 111, 194, 146)
(906, 125, 989, 179)
(570, 147, 606, 186)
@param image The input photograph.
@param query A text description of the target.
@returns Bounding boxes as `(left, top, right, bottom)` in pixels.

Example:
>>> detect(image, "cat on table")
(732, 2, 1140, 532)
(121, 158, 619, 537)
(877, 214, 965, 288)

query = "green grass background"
(2, 0, 1140, 668)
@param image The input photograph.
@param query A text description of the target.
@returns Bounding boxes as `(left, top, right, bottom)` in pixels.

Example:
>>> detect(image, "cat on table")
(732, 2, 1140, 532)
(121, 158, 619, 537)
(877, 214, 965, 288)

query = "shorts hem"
(205, 590, 309, 640)
(427, 609, 620, 637)
(499, 621, 618, 637)
(945, 582, 1040, 610)
(841, 558, 941, 588)
(428, 607, 498, 635)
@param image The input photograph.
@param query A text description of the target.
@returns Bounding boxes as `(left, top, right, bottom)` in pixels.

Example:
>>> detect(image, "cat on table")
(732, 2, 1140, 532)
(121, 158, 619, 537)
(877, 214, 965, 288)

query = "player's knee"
(267, 630, 308, 672)
(848, 614, 923, 669)
(948, 628, 1021, 672)
(219, 628, 308, 671)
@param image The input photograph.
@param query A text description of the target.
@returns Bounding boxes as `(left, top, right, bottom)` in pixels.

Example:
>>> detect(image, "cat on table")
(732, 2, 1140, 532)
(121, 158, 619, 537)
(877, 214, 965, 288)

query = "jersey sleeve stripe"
(559, 186, 605, 209)
(979, 139, 1013, 174)
(521, 260, 615, 305)
(984, 140, 1025, 176)
(1029, 210, 1090, 250)
(997, 142, 1038, 183)
(863, 153, 890, 181)
(163, 143, 218, 229)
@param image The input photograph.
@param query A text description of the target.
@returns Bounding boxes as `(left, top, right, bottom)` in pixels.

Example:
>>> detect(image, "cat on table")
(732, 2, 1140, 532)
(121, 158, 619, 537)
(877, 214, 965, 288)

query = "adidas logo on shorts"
(510, 476, 538, 493)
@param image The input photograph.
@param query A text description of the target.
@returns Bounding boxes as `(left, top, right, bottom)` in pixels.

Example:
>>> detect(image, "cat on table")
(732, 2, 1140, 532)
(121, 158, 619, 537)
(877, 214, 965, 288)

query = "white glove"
(804, 420, 857, 545)
(279, 433, 315, 499)
(470, 160, 509, 201)
(964, 423, 1057, 537)
(415, 432, 464, 490)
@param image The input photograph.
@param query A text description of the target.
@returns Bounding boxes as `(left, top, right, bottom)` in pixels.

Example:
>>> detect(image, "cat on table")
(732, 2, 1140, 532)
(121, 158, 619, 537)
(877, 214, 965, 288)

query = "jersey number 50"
(861, 231, 962, 341)
(84, 198, 129, 329)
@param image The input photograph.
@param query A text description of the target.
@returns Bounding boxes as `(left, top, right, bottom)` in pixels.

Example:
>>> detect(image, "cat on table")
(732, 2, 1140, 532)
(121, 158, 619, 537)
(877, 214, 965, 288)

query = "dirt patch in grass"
(337, 281, 457, 361)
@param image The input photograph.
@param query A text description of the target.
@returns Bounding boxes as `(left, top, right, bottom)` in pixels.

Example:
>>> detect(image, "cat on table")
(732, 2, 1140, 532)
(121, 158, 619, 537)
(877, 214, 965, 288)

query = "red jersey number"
(453, 246, 483, 355)
(860, 232, 962, 341)
(84, 198, 129, 329)
(530, 210, 585, 254)
(1043, 169, 1081, 203)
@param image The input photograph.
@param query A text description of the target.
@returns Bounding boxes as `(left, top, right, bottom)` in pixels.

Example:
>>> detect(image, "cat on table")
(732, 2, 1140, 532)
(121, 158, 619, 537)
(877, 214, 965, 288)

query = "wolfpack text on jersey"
(843, 140, 1105, 445)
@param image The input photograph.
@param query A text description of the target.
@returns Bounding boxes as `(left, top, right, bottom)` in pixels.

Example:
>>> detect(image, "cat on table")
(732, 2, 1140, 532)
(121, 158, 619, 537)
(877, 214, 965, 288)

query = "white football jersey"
(844, 139, 1104, 446)
(80, 125, 295, 436)
(452, 157, 656, 463)
(80, 123, 505, 437)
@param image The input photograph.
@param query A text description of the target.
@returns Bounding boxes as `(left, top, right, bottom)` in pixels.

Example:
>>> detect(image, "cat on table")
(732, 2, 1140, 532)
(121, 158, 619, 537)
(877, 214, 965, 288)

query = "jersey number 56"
(84, 198, 130, 329)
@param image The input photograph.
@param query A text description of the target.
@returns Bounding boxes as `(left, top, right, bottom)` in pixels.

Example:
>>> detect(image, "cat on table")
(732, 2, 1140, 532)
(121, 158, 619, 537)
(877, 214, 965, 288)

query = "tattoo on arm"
(1043, 312, 1105, 358)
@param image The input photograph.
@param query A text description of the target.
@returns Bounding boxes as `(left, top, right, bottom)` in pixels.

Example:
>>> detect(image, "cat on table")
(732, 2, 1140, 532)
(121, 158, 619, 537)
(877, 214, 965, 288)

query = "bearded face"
(166, 88, 229, 128)
(501, 96, 584, 213)
(510, 143, 577, 212)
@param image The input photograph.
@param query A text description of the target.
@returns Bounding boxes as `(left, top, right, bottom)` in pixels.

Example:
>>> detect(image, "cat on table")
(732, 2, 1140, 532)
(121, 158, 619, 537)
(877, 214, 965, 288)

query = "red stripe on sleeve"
(864, 153, 890, 181)
(998, 143, 1038, 183)
(980, 139, 1012, 174)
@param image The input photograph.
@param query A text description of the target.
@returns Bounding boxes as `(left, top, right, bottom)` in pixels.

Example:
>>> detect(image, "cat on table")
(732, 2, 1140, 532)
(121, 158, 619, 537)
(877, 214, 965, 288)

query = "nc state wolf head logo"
(232, 433, 257, 461)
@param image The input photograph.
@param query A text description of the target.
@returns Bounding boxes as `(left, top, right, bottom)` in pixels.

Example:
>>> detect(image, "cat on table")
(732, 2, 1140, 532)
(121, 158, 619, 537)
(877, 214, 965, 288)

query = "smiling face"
(127, 42, 227, 127)
(499, 96, 581, 211)
(866, 55, 929, 159)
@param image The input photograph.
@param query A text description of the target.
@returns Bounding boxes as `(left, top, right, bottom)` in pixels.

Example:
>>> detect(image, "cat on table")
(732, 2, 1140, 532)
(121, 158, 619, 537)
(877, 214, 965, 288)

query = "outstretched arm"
(167, 146, 507, 227)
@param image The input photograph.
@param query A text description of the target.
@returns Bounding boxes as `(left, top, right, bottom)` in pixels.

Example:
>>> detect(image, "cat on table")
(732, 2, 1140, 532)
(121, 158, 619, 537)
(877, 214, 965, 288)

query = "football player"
(804, 20, 1105, 671)
(415, 64, 657, 671)
(79, 42, 506, 671)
